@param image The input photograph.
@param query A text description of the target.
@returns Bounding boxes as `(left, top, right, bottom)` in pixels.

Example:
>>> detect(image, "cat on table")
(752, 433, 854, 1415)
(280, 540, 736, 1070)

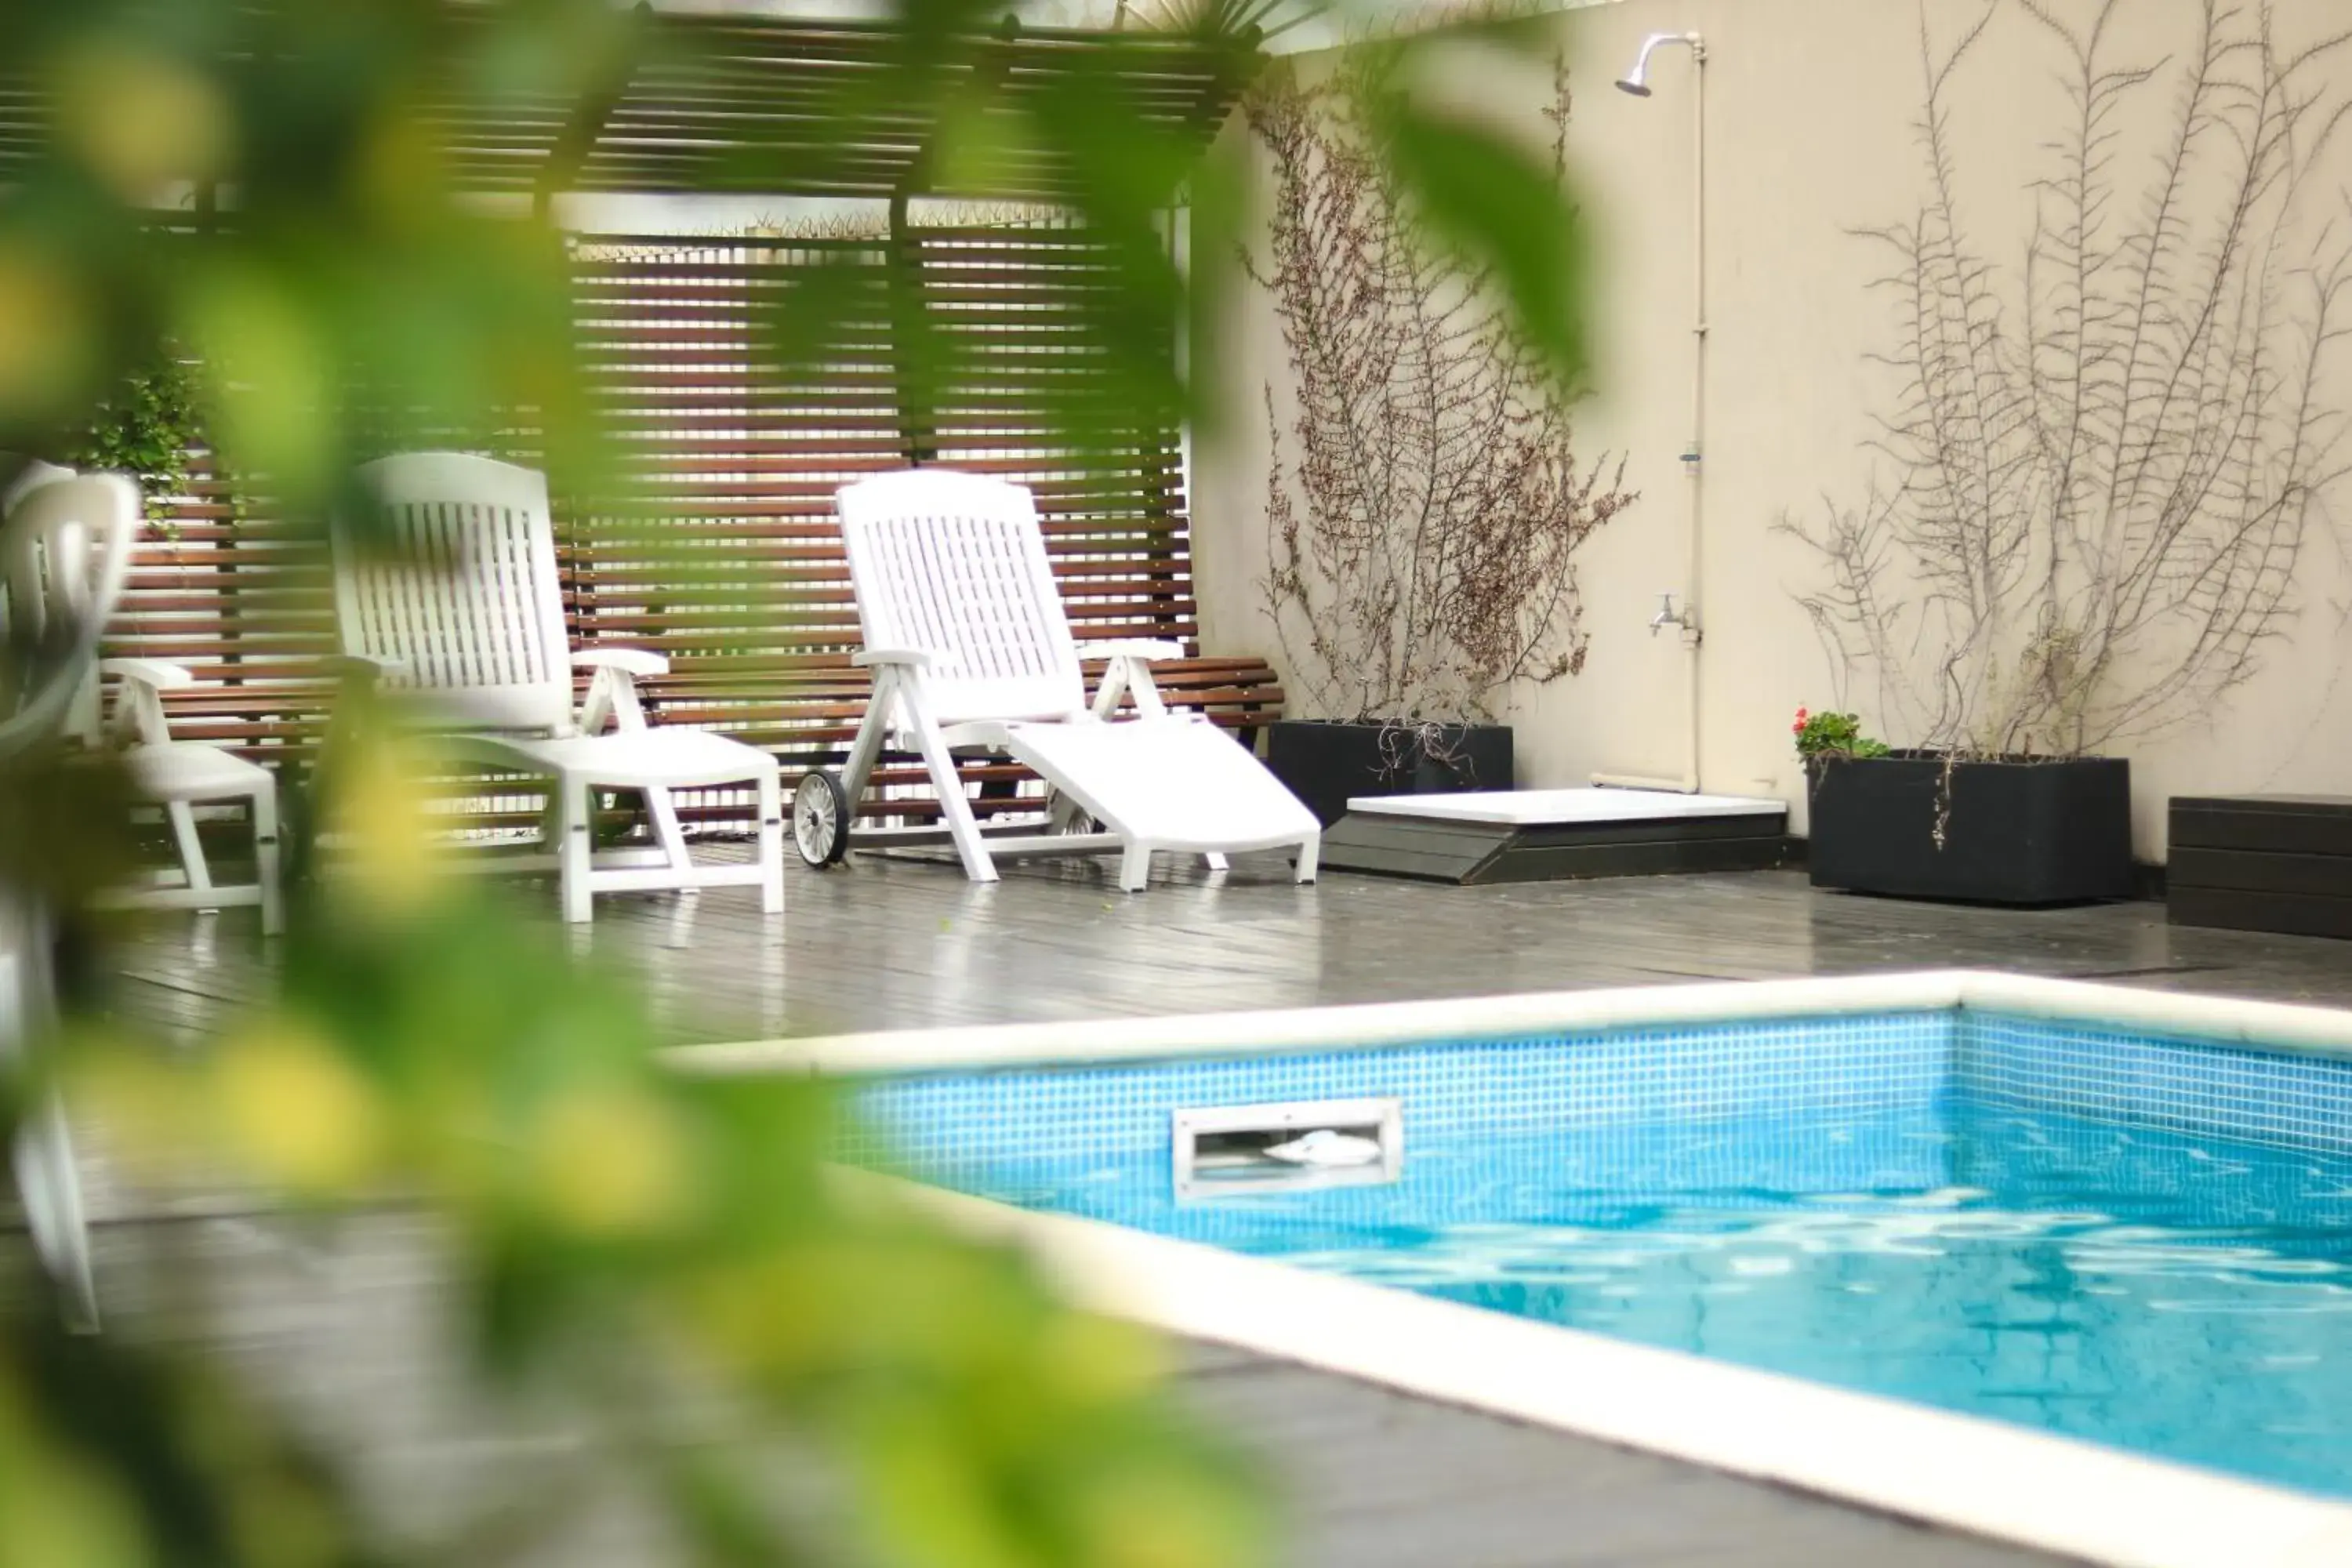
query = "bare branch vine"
(1244, 53, 1635, 725)
(1781, 0, 2352, 757)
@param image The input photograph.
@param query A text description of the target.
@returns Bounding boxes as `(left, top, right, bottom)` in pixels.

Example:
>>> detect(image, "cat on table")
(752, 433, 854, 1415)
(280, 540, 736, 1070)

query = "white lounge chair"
(1, 471, 139, 1333)
(793, 468, 1319, 891)
(331, 453, 784, 924)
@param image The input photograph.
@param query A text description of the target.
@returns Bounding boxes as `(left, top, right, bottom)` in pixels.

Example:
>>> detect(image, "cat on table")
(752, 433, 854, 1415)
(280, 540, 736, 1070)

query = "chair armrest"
(1080, 641, 1180, 720)
(572, 648, 670, 678)
(97, 658, 194, 691)
(575, 649, 666, 735)
(97, 659, 195, 746)
(851, 648, 935, 669)
(1076, 640, 1185, 664)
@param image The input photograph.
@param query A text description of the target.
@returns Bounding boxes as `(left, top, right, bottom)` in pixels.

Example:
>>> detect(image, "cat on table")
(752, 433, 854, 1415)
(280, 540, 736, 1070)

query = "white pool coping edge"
(848, 1167, 2352, 1568)
(669, 969, 2352, 1565)
(665, 967, 2352, 1076)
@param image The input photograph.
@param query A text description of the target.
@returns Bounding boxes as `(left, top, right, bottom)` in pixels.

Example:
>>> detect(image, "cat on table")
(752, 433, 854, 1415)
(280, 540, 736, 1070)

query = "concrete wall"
(1192, 0, 2352, 857)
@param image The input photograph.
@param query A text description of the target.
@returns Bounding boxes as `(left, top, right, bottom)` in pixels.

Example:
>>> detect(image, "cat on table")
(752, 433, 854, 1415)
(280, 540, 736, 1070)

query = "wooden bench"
(2169, 796, 2352, 939)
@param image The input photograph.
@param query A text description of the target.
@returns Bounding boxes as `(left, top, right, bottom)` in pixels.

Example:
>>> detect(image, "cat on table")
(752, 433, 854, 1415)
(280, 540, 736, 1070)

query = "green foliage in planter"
(1792, 706, 1889, 762)
(64, 350, 201, 532)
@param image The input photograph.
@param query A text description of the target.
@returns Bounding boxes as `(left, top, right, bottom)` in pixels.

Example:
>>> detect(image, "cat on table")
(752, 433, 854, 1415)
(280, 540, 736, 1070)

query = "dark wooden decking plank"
(106, 856, 2352, 1046)
(1177, 1341, 2060, 1566)
(2171, 797, 2352, 856)
(60, 1211, 2065, 1568)
(2170, 845, 2352, 898)
(2169, 886, 2352, 940)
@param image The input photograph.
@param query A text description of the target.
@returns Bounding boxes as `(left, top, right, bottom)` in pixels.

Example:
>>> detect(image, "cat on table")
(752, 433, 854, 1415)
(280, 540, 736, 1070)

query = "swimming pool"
(671, 973, 2352, 1566)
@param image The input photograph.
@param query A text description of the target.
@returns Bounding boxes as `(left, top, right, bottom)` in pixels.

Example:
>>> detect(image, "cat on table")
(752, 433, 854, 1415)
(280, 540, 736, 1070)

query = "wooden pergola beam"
(887, 13, 1027, 466)
(533, 2, 655, 220)
(0, 11, 1265, 206)
(503, 9, 1258, 204)
(896, 12, 1025, 201)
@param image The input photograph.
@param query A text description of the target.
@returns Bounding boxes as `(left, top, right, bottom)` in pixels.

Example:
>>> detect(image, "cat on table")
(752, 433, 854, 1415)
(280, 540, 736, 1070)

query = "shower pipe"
(1593, 31, 1708, 797)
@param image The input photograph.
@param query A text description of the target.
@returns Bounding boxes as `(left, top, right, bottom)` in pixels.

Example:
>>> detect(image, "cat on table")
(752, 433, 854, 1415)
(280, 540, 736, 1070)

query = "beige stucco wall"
(1192, 0, 2352, 858)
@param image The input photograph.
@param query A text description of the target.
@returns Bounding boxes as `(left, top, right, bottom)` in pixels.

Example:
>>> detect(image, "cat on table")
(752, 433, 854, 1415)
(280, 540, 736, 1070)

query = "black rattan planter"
(1263, 720, 1514, 828)
(1806, 752, 2132, 906)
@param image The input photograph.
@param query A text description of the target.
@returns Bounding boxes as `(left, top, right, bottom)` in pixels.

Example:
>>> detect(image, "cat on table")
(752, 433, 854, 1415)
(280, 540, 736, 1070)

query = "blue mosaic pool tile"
(840, 1004, 2352, 1174)
(1957, 1011, 2352, 1153)
(1944, 1098, 2352, 1240)
(922, 1100, 1961, 1242)
(841, 1009, 1955, 1170)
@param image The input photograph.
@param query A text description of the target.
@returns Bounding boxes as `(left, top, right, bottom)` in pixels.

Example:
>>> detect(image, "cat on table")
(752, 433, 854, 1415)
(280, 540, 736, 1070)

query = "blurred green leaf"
(1374, 98, 1592, 391)
(0, 2, 1593, 1563)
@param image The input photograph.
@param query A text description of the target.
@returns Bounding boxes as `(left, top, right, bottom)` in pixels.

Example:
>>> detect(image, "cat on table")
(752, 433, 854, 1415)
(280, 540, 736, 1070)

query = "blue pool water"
(846, 1008, 2352, 1497)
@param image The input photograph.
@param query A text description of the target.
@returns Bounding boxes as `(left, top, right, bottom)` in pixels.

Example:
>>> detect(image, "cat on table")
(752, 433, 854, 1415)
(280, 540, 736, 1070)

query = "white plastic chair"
(330, 453, 783, 923)
(0, 471, 139, 1333)
(802, 468, 1319, 891)
(103, 695, 285, 935)
(5, 461, 285, 935)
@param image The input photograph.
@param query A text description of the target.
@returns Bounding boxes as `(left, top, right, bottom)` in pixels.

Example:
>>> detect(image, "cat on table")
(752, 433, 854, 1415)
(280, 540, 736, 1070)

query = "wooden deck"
(109, 849, 2352, 1047)
(73, 851, 2352, 1566)
(78, 1210, 2052, 1568)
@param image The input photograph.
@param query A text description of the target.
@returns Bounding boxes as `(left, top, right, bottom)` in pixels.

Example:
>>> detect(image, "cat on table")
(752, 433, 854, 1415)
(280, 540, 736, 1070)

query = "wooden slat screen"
(116, 454, 334, 758)
(112, 221, 1284, 833)
(1, 15, 1260, 205)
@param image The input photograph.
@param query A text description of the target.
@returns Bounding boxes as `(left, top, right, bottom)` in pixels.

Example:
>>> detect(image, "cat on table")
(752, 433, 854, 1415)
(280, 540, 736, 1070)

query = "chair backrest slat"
(0, 471, 137, 760)
(837, 470, 1084, 724)
(332, 454, 575, 733)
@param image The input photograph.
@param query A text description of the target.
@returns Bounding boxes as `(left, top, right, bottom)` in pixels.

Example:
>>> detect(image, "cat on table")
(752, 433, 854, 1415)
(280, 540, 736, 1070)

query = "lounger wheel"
(792, 770, 851, 868)
(1047, 791, 1098, 836)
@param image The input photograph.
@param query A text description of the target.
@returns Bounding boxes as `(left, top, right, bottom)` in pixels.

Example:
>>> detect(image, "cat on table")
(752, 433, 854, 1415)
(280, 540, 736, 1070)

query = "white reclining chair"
(1, 471, 139, 1332)
(793, 468, 1319, 892)
(5, 464, 282, 934)
(331, 453, 783, 924)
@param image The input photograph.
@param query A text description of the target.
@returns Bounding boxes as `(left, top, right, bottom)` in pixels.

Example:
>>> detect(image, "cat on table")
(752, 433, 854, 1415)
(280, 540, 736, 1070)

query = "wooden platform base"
(1322, 789, 1791, 885)
(2169, 795, 2352, 939)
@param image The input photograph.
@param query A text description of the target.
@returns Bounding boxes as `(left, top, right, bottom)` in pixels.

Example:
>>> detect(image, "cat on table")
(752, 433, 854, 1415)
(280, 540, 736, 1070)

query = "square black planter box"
(1263, 720, 1514, 827)
(1807, 753, 2132, 906)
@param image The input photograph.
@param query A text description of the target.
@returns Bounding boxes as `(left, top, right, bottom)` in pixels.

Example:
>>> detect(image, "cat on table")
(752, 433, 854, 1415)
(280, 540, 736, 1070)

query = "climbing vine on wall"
(1245, 51, 1635, 725)
(1781, 0, 2352, 758)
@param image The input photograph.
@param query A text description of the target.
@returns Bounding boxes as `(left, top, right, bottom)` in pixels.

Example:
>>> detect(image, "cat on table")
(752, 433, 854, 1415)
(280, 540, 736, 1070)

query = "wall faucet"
(1650, 592, 1702, 643)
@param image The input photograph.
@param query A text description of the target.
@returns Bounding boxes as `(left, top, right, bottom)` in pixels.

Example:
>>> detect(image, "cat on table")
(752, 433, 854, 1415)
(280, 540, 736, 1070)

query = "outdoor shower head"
(1616, 31, 1704, 96)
